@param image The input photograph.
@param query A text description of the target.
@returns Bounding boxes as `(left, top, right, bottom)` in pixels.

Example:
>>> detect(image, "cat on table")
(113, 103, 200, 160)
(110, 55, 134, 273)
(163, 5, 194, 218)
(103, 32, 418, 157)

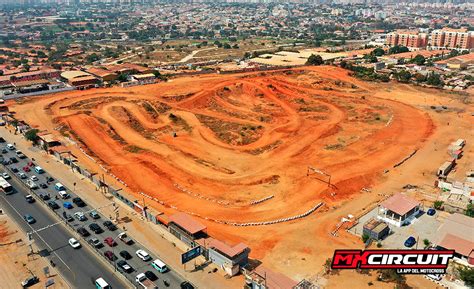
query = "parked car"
(136, 249, 151, 261)
(2, 159, 10, 165)
(89, 223, 103, 234)
(30, 175, 38, 181)
(104, 251, 117, 261)
(22, 166, 30, 172)
(58, 190, 70, 199)
(63, 202, 73, 209)
(47, 201, 60, 210)
(104, 237, 117, 247)
(77, 227, 90, 237)
(19, 172, 27, 179)
(39, 193, 51, 201)
(39, 183, 48, 189)
(145, 271, 158, 281)
(63, 212, 74, 222)
(0, 137, 4, 143)
(89, 210, 100, 219)
(72, 197, 86, 207)
(119, 250, 132, 260)
(24, 214, 36, 224)
(74, 212, 87, 221)
(180, 281, 195, 289)
(21, 276, 39, 287)
(1, 172, 10, 179)
(118, 232, 134, 245)
(11, 167, 19, 173)
(68, 238, 81, 249)
(25, 195, 35, 203)
(427, 208, 436, 216)
(117, 260, 134, 273)
(103, 221, 117, 231)
(46, 177, 54, 182)
(89, 238, 103, 248)
(404, 236, 417, 247)
(15, 150, 26, 159)
(10, 157, 18, 163)
(0, 148, 6, 154)
(6, 143, 15, 150)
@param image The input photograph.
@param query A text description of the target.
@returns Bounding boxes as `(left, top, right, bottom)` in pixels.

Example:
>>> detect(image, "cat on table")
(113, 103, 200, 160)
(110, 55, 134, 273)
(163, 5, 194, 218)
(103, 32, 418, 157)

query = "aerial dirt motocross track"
(13, 66, 433, 246)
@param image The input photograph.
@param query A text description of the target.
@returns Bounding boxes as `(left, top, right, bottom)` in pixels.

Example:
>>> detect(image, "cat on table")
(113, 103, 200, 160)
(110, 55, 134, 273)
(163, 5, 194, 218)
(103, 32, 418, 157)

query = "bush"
(362, 233, 370, 243)
(433, 201, 444, 210)
(459, 266, 474, 287)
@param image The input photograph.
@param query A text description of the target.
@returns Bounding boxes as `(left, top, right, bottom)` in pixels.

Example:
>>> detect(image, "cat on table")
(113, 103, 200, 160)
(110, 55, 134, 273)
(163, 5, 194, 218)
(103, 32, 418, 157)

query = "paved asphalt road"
(0, 140, 189, 289)
(0, 168, 129, 289)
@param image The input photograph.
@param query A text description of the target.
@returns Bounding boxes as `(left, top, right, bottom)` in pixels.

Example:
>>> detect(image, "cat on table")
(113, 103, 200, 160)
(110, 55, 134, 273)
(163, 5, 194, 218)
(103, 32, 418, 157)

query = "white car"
(6, 143, 15, 150)
(68, 238, 81, 249)
(74, 212, 86, 221)
(30, 175, 39, 181)
(135, 249, 151, 261)
(2, 172, 10, 179)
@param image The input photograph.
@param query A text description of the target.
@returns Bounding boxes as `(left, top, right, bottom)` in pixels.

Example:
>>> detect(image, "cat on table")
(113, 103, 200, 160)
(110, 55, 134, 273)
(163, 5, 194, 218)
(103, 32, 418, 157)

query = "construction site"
(8, 65, 473, 284)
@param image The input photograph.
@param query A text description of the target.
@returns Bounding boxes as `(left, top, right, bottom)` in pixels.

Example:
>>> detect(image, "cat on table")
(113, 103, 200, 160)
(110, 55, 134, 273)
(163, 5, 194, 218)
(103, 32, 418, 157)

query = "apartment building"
(429, 28, 474, 51)
(385, 30, 428, 50)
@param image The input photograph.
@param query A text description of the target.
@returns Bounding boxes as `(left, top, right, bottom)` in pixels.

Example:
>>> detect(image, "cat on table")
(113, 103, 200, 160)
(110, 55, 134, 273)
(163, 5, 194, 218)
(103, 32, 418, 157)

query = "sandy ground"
(0, 214, 69, 289)
(9, 66, 473, 283)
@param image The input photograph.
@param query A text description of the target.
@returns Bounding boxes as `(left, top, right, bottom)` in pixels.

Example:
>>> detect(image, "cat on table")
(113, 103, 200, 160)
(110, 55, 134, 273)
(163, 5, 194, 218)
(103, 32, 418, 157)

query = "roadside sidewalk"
(0, 126, 242, 289)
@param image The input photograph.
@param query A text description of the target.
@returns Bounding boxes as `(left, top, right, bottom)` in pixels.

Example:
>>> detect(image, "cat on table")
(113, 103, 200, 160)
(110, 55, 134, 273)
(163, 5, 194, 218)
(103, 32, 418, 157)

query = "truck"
(135, 273, 157, 289)
(118, 232, 134, 245)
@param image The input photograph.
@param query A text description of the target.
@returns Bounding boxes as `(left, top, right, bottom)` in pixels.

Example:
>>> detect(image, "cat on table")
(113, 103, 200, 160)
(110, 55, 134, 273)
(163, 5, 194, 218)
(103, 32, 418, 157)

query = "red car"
(23, 166, 30, 172)
(28, 161, 35, 167)
(104, 237, 117, 247)
(104, 251, 117, 261)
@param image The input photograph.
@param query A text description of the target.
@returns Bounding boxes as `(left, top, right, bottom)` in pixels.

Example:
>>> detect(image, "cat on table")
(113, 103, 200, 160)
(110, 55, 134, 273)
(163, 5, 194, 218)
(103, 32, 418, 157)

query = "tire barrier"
(393, 149, 418, 168)
(249, 195, 274, 205)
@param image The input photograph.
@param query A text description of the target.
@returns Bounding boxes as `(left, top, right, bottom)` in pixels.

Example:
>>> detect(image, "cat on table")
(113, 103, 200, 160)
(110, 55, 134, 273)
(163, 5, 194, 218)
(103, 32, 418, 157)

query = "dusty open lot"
(10, 66, 472, 282)
(0, 215, 68, 289)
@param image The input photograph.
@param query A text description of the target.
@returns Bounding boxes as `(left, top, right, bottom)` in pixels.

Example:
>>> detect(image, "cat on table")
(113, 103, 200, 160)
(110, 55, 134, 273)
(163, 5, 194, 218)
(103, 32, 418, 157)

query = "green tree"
(306, 54, 324, 65)
(223, 43, 231, 49)
(395, 70, 411, 83)
(117, 73, 128, 82)
(459, 267, 474, 287)
(412, 54, 426, 65)
(426, 73, 443, 87)
(372, 48, 385, 57)
(466, 204, 474, 217)
(25, 129, 40, 143)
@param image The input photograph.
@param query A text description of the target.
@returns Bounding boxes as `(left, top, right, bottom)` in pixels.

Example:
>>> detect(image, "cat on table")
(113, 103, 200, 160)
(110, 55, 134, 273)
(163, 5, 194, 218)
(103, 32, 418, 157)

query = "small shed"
(363, 218, 390, 240)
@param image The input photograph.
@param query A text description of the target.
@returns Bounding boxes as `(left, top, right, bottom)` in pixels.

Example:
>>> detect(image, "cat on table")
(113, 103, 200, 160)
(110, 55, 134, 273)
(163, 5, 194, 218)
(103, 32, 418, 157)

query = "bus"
(0, 177, 13, 195)
(94, 278, 111, 289)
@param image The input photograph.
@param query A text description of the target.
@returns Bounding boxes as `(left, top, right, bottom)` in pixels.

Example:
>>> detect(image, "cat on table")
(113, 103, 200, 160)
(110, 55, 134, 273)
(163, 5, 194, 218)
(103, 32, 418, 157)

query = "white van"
(151, 258, 168, 273)
(54, 183, 65, 191)
(94, 278, 111, 289)
(58, 190, 69, 199)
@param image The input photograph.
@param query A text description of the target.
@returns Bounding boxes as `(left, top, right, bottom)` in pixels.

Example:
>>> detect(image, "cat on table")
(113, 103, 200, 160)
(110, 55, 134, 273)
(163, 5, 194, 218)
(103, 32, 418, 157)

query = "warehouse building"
(61, 71, 99, 89)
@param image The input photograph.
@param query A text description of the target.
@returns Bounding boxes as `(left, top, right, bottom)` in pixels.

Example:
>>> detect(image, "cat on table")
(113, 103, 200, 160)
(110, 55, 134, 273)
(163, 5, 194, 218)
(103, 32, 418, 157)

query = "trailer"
(437, 161, 454, 177)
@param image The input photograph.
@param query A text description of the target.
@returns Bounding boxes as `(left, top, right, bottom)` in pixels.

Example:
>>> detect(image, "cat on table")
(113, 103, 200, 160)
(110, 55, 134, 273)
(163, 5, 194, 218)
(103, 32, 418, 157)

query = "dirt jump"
(11, 66, 434, 269)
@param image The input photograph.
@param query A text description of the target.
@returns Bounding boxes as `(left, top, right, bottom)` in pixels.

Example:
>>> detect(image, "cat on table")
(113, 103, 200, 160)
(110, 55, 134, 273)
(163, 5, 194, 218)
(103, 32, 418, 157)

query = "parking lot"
(0, 140, 190, 289)
(349, 206, 442, 249)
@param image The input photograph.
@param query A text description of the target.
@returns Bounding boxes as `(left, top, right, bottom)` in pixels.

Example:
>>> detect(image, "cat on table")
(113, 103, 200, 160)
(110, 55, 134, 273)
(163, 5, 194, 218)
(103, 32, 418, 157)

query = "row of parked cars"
(3, 142, 193, 289)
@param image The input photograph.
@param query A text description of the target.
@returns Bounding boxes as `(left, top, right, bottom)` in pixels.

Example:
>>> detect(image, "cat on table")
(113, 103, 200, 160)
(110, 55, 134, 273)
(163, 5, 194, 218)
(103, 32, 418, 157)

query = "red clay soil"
(11, 66, 434, 268)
